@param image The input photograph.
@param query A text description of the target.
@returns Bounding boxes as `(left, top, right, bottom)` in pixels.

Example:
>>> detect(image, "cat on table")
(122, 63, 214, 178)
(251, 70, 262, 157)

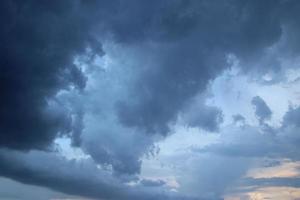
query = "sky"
(1, 0, 300, 200)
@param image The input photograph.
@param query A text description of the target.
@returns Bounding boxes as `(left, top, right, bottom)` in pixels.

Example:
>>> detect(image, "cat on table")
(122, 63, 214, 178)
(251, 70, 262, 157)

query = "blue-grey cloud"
(0, 149, 198, 200)
(240, 177, 300, 188)
(251, 96, 272, 124)
(0, 0, 104, 150)
(196, 105, 300, 160)
(113, 0, 288, 136)
(140, 179, 166, 187)
(181, 96, 223, 132)
(282, 106, 300, 128)
(232, 114, 246, 125)
(1, 0, 300, 199)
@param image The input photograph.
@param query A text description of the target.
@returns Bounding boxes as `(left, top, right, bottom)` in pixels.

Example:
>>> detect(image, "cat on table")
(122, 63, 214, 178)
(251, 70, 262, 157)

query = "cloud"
(0, 177, 79, 200)
(114, 0, 289, 135)
(196, 103, 300, 160)
(1, 0, 300, 199)
(0, 0, 104, 150)
(232, 114, 246, 125)
(185, 105, 300, 198)
(240, 177, 300, 188)
(281, 106, 300, 128)
(180, 95, 223, 132)
(0, 149, 197, 200)
(251, 96, 272, 124)
(140, 179, 166, 187)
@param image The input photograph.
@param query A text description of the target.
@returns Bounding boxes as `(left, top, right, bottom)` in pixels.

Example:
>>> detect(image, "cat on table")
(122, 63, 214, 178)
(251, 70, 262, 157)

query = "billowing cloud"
(0, 0, 104, 150)
(1, 0, 300, 199)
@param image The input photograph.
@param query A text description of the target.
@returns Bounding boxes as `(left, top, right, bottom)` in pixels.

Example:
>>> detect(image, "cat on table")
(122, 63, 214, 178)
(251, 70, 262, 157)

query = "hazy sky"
(1, 1, 300, 200)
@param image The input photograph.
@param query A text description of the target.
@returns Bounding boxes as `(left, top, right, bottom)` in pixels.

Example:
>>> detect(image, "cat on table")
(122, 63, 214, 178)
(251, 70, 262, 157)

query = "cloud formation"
(251, 96, 272, 124)
(197, 104, 300, 160)
(1, 0, 300, 199)
(0, 0, 103, 150)
(0, 149, 197, 200)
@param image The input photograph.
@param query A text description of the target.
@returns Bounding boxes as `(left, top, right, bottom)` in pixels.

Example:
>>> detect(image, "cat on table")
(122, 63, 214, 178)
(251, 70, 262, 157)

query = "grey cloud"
(251, 96, 272, 124)
(0, 0, 297, 151)
(0, 0, 104, 150)
(140, 179, 166, 187)
(240, 177, 300, 188)
(0, 177, 80, 200)
(196, 105, 300, 160)
(185, 106, 223, 132)
(2, 0, 300, 199)
(74, 56, 158, 175)
(282, 106, 300, 128)
(114, 0, 295, 135)
(278, 106, 300, 148)
(0, 149, 197, 200)
(0, 0, 295, 156)
(181, 96, 223, 132)
(232, 114, 246, 124)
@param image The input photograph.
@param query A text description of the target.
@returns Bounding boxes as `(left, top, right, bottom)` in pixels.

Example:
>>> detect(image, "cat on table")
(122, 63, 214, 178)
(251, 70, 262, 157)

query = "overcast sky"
(1, 0, 300, 200)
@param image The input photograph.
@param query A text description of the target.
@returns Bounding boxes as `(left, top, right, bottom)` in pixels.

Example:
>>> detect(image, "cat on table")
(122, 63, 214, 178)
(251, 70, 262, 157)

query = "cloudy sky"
(1, 0, 300, 199)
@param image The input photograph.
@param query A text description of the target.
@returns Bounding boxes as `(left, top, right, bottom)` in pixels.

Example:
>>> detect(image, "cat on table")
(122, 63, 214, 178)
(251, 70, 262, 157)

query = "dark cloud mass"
(0, 0, 296, 149)
(114, 0, 292, 135)
(1, 0, 300, 199)
(0, 149, 195, 200)
(0, 0, 103, 150)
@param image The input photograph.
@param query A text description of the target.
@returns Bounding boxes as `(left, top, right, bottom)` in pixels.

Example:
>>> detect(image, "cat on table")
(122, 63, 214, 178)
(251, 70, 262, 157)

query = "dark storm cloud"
(114, 0, 291, 135)
(0, 150, 198, 200)
(251, 96, 272, 124)
(0, 0, 105, 150)
(0, 0, 297, 151)
(1, 0, 300, 199)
